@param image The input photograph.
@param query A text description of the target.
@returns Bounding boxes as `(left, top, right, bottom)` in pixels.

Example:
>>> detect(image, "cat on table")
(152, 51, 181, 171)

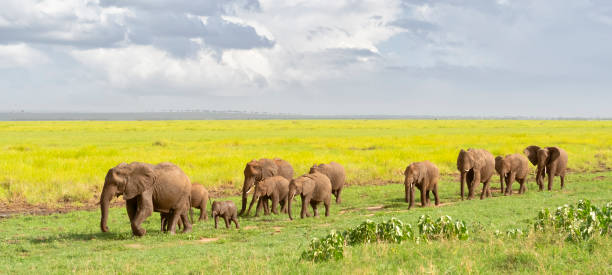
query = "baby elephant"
(211, 201, 240, 229)
(404, 161, 440, 209)
(160, 183, 209, 232)
(495, 154, 529, 195)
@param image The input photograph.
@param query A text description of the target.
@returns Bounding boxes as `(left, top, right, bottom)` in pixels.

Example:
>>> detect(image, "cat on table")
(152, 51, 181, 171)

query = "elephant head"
(309, 164, 321, 174)
(404, 163, 424, 189)
(241, 159, 277, 215)
(99, 162, 155, 233)
(287, 176, 314, 220)
(524, 145, 562, 182)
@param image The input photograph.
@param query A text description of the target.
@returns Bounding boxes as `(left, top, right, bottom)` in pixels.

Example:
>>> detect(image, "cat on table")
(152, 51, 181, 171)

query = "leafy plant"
(301, 230, 345, 262)
(533, 200, 612, 242)
(302, 216, 467, 262)
(417, 215, 469, 241)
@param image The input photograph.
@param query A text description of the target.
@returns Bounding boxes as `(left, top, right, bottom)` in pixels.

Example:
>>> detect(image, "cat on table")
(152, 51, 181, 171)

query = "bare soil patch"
(366, 205, 385, 211)
(0, 199, 125, 219)
(124, 243, 144, 249)
(197, 237, 219, 244)
(243, 225, 258, 230)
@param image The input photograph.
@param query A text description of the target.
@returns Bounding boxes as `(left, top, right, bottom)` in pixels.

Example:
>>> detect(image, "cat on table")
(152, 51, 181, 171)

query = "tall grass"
(1, 120, 610, 204)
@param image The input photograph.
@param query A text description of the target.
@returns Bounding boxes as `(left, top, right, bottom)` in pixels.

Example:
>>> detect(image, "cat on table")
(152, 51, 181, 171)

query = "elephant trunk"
(240, 177, 255, 215)
(500, 172, 505, 194)
(99, 184, 117, 233)
(460, 172, 467, 200)
(287, 192, 294, 220)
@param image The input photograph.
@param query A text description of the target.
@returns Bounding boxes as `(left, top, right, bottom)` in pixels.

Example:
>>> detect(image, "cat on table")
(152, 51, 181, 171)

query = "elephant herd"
(99, 145, 567, 237)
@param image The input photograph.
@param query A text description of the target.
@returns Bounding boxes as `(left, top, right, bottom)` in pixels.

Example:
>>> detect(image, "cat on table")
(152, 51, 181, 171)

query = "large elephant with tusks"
(240, 158, 294, 216)
(99, 162, 192, 236)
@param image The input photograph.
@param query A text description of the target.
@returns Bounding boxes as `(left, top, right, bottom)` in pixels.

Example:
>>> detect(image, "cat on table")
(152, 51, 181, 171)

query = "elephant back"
(274, 158, 295, 181)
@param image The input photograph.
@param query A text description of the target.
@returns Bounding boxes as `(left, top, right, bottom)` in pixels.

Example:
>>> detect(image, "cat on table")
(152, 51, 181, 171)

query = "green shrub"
(417, 215, 469, 241)
(302, 216, 466, 262)
(534, 200, 612, 242)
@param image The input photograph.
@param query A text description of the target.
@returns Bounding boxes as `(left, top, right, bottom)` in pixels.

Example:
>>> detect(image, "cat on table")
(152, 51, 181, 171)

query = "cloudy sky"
(1, 0, 611, 117)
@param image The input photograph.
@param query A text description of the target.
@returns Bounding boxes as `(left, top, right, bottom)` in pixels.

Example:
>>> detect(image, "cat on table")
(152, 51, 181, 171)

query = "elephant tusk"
(464, 169, 469, 172)
(246, 186, 254, 194)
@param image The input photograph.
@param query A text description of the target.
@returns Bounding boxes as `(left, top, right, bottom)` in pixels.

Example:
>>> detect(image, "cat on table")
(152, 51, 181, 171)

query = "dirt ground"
(0, 200, 125, 219)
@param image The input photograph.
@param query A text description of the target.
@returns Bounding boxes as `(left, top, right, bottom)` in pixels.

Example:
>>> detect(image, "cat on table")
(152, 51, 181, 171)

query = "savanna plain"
(0, 120, 611, 274)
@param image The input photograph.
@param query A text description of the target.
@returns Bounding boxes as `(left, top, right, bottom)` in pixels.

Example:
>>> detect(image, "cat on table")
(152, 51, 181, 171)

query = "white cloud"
(0, 43, 49, 68)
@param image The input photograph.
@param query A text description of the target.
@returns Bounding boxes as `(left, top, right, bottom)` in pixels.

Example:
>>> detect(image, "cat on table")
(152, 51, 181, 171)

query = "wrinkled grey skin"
(404, 161, 440, 209)
(309, 162, 345, 204)
(211, 201, 240, 229)
(99, 162, 192, 236)
(495, 154, 529, 195)
(457, 149, 495, 200)
(247, 176, 290, 217)
(241, 158, 294, 216)
(287, 172, 332, 220)
(524, 146, 568, 191)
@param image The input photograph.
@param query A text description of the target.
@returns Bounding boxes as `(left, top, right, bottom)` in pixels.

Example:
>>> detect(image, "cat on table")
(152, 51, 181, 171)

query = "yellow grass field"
(0, 120, 610, 205)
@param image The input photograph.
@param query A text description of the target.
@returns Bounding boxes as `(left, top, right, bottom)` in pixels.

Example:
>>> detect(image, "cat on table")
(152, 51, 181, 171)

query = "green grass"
(1, 120, 611, 204)
(1, 172, 611, 274)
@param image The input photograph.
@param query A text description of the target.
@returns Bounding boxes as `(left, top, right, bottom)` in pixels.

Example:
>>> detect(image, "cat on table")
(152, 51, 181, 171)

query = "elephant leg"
(214, 215, 219, 229)
(324, 198, 330, 217)
(131, 194, 153, 236)
(199, 203, 207, 221)
(126, 198, 137, 221)
(404, 183, 410, 203)
(507, 173, 516, 195)
(180, 211, 192, 233)
(420, 187, 426, 207)
(301, 196, 310, 219)
(167, 209, 183, 235)
(263, 199, 270, 215)
(160, 213, 166, 232)
(560, 175, 565, 189)
(547, 169, 554, 191)
(425, 190, 431, 205)
(271, 195, 279, 215)
(224, 216, 230, 229)
(408, 186, 415, 210)
(433, 184, 440, 206)
(310, 201, 319, 217)
(255, 197, 263, 217)
(232, 215, 240, 229)
(246, 194, 257, 216)
(335, 188, 342, 204)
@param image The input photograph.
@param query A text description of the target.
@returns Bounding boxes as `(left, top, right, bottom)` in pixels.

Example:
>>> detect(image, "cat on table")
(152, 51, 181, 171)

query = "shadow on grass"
(27, 231, 138, 244)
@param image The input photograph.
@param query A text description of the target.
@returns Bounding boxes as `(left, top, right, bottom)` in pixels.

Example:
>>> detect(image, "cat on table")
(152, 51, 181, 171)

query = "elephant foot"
(182, 227, 192, 234)
(133, 228, 146, 237)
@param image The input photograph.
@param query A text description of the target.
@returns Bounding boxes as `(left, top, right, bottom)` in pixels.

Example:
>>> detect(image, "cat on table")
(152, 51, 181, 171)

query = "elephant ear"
(547, 147, 561, 163)
(124, 162, 155, 200)
(524, 145, 540, 166)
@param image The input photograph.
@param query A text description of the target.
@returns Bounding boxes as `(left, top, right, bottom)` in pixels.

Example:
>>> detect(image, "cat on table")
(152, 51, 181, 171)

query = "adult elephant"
(99, 162, 192, 236)
(309, 162, 345, 204)
(287, 173, 332, 220)
(524, 146, 568, 191)
(457, 148, 495, 200)
(240, 158, 294, 216)
(495, 154, 529, 195)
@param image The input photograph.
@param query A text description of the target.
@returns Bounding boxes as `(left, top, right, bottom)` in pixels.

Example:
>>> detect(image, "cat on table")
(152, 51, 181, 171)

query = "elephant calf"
(211, 201, 240, 229)
(287, 172, 332, 220)
(246, 176, 290, 217)
(495, 154, 529, 195)
(457, 148, 495, 200)
(309, 162, 346, 204)
(404, 161, 440, 209)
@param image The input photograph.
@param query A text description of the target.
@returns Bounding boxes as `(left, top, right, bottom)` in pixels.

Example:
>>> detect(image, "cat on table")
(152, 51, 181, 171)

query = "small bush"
(417, 215, 469, 241)
(302, 216, 466, 262)
(534, 200, 612, 242)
